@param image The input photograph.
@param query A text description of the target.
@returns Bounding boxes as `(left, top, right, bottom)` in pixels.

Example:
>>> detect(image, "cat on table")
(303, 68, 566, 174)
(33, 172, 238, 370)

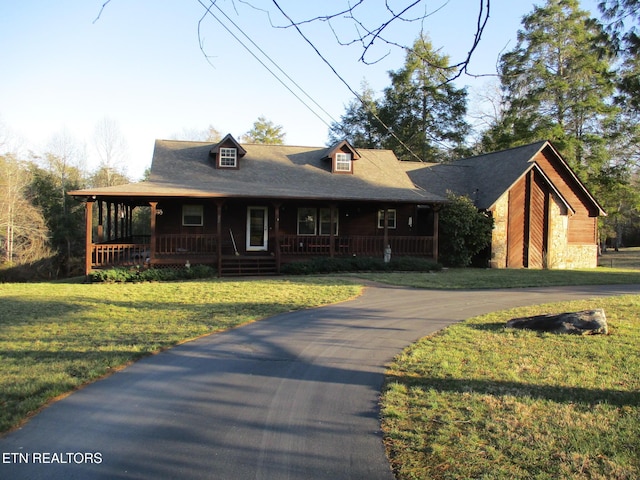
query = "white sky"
(0, 0, 601, 180)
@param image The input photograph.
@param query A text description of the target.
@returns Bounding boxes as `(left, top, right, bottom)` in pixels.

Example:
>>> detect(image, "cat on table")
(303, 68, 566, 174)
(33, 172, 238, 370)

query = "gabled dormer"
(210, 134, 247, 169)
(324, 140, 361, 174)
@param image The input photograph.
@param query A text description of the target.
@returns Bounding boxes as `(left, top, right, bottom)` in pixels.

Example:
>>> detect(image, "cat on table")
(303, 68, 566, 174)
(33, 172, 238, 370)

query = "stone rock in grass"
(506, 309, 608, 335)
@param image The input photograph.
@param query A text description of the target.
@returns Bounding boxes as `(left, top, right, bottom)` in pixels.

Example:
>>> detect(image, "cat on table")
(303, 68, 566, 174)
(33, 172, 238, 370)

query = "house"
(404, 141, 605, 269)
(69, 136, 445, 276)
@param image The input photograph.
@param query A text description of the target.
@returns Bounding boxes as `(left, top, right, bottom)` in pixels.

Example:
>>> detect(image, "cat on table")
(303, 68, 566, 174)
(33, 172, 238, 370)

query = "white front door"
(247, 206, 268, 251)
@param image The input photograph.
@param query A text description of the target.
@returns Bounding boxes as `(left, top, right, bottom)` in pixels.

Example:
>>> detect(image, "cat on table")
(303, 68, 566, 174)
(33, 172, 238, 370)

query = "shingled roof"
(404, 140, 603, 215)
(71, 139, 446, 203)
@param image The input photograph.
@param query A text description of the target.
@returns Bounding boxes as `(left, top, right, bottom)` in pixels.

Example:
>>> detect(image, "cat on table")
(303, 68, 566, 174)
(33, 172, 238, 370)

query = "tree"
(92, 117, 129, 187)
(327, 81, 383, 148)
(487, 0, 618, 182)
(0, 155, 51, 265)
(378, 34, 471, 162)
(240, 116, 285, 144)
(172, 125, 222, 143)
(600, 0, 640, 112)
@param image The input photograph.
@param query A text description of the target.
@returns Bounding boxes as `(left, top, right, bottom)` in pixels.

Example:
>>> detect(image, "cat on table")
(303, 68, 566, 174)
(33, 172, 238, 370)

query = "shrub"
(439, 192, 493, 267)
(280, 256, 441, 275)
(89, 264, 217, 283)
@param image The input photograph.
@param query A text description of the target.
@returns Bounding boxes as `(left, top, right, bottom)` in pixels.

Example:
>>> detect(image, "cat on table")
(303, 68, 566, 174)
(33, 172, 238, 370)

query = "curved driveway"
(2, 283, 640, 479)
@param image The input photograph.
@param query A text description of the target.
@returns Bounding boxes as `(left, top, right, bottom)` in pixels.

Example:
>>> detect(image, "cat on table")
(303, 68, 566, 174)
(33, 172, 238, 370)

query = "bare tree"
(93, 117, 129, 187)
(0, 155, 51, 264)
(171, 124, 222, 143)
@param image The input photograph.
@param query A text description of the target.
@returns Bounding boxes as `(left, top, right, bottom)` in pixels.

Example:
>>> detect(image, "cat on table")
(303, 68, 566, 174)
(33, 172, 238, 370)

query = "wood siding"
(528, 170, 548, 268)
(507, 177, 526, 268)
(533, 149, 598, 244)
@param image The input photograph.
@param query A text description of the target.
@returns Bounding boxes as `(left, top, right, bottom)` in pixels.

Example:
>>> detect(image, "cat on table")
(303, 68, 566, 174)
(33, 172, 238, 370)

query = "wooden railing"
(92, 243, 151, 268)
(91, 234, 433, 269)
(155, 234, 218, 256)
(279, 235, 434, 257)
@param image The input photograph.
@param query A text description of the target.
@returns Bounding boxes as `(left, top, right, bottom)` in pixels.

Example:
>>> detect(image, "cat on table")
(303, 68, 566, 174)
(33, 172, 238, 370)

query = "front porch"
(89, 233, 436, 276)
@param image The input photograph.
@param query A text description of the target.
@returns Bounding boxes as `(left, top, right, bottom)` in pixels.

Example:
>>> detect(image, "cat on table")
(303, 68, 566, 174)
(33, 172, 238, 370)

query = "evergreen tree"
(327, 81, 383, 148)
(378, 34, 470, 162)
(487, 0, 618, 183)
(241, 116, 285, 144)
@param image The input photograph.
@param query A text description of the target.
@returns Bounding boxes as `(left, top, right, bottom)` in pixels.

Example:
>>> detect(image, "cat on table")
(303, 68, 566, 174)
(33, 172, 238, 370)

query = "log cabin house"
(70, 136, 444, 276)
(70, 137, 604, 275)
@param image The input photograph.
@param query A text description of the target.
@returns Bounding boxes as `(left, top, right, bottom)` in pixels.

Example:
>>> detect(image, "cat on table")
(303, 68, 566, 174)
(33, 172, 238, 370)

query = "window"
(377, 209, 397, 229)
(297, 208, 317, 235)
(182, 205, 204, 226)
(219, 147, 237, 168)
(319, 208, 338, 235)
(335, 152, 352, 172)
(297, 208, 339, 235)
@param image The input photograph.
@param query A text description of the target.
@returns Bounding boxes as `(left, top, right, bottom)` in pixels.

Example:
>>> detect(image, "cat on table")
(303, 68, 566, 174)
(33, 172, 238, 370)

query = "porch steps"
(220, 255, 277, 277)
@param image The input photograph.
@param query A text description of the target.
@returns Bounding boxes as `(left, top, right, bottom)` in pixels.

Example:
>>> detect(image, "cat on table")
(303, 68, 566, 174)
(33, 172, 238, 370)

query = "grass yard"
(351, 247, 640, 289)
(381, 295, 640, 479)
(0, 277, 362, 433)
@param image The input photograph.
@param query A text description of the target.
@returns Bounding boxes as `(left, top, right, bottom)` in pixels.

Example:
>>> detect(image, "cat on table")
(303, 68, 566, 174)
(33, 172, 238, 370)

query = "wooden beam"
(149, 202, 157, 265)
(85, 199, 94, 277)
(216, 201, 223, 277)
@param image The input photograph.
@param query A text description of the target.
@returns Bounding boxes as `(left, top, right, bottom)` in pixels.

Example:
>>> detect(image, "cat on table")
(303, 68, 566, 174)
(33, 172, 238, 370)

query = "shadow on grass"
(389, 374, 639, 408)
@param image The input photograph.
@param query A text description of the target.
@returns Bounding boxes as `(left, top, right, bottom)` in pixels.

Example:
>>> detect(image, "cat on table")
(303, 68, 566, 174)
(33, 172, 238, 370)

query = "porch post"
(274, 203, 281, 273)
(433, 206, 439, 263)
(97, 201, 104, 242)
(106, 202, 112, 240)
(84, 199, 94, 277)
(383, 207, 389, 254)
(149, 202, 157, 266)
(329, 204, 336, 258)
(216, 201, 223, 277)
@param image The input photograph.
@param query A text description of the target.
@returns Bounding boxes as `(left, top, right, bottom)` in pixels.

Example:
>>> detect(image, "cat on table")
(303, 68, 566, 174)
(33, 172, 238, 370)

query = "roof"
(404, 140, 605, 214)
(70, 139, 446, 204)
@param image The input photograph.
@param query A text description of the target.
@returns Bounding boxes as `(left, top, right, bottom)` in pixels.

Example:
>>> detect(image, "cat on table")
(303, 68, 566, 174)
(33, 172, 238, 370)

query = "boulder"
(506, 308, 608, 335)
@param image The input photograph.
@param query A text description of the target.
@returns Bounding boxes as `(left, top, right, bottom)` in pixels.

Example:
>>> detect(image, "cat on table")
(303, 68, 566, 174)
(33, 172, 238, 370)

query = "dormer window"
(219, 147, 237, 168)
(211, 134, 247, 169)
(325, 140, 359, 174)
(335, 153, 352, 172)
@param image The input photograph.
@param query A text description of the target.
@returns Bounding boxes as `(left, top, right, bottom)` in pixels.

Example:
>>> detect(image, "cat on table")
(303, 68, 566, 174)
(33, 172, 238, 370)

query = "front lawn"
(0, 277, 362, 433)
(382, 295, 640, 479)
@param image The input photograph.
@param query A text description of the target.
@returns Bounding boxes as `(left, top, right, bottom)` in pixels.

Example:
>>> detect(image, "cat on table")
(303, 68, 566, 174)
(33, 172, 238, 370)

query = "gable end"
(210, 133, 247, 170)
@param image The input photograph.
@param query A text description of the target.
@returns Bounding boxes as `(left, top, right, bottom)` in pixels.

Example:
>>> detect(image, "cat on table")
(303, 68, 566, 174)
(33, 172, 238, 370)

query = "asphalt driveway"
(2, 283, 639, 479)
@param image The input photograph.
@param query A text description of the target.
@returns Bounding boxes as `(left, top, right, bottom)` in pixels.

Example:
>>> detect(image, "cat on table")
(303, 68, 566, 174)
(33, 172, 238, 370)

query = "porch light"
(156, 209, 163, 215)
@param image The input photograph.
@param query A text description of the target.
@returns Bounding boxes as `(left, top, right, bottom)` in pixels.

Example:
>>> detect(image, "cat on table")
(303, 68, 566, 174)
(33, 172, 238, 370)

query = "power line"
(196, 0, 336, 130)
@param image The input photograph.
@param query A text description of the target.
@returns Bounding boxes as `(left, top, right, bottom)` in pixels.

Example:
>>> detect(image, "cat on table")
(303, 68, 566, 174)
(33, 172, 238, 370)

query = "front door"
(247, 206, 268, 251)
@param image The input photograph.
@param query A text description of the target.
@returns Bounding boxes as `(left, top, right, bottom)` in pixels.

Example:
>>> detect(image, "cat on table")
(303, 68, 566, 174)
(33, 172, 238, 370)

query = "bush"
(439, 192, 493, 267)
(280, 256, 441, 275)
(89, 264, 217, 283)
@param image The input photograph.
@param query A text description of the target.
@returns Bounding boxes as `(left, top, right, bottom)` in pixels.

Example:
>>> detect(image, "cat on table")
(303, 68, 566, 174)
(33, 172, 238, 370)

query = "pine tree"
(488, 0, 618, 182)
(378, 34, 470, 162)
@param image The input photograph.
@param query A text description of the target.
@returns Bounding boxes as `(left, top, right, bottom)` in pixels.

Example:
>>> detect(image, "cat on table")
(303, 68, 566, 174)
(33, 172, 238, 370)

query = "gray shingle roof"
(71, 140, 446, 203)
(404, 141, 549, 209)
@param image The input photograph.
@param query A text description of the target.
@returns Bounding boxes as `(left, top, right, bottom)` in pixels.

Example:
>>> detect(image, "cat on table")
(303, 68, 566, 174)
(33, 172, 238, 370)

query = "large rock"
(506, 309, 608, 335)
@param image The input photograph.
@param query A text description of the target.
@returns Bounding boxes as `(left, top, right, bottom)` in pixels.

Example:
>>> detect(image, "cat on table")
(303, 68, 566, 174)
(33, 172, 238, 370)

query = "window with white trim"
(297, 208, 339, 235)
(335, 152, 352, 172)
(219, 147, 237, 168)
(182, 205, 204, 226)
(377, 209, 397, 229)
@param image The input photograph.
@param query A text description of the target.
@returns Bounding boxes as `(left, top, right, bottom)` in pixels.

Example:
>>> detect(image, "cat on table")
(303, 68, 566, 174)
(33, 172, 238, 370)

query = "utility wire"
(270, 0, 427, 162)
(196, 0, 334, 129)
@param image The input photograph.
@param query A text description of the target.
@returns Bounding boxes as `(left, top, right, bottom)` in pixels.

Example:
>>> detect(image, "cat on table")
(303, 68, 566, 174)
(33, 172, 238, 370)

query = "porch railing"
(155, 234, 218, 256)
(91, 234, 434, 269)
(92, 243, 151, 268)
(279, 235, 434, 257)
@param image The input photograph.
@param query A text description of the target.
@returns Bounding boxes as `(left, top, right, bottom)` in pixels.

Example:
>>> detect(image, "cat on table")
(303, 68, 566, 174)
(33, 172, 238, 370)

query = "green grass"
(351, 266, 640, 289)
(0, 277, 362, 433)
(381, 295, 640, 480)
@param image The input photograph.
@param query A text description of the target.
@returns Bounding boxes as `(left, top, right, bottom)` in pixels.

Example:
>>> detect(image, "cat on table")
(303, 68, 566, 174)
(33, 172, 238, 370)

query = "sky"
(0, 0, 602, 180)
